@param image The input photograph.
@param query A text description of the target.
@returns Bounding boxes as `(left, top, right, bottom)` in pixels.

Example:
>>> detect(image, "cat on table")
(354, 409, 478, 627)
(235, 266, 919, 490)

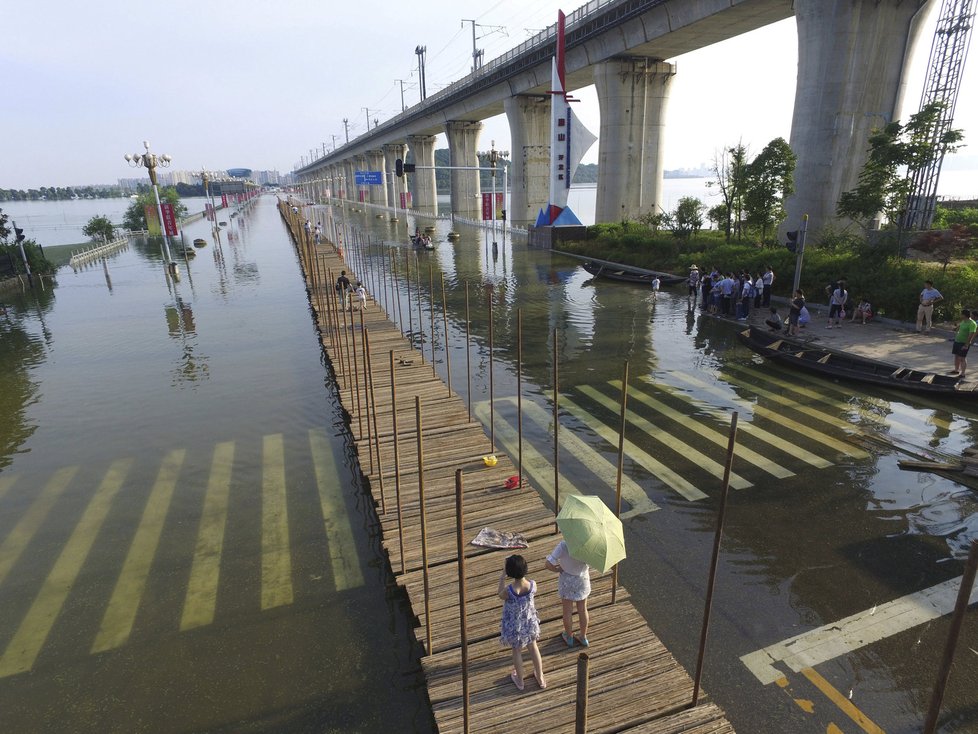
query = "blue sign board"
(354, 170, 384, 186)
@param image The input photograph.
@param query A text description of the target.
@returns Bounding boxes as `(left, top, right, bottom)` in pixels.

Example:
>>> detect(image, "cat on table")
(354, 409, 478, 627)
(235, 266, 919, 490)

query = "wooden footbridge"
(280, 201, 736, 733)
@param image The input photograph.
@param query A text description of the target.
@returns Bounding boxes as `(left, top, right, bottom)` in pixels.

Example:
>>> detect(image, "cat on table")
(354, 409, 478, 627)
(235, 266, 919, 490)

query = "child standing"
(650, 275, 660, 302)
(498, 555, 546, 691)
(546, 540, 591, 647)
(355, 282, 367, 311)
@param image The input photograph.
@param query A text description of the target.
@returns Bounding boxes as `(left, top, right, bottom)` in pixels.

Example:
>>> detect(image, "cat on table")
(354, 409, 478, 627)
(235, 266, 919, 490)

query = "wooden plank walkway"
(280, 201, 736, 733)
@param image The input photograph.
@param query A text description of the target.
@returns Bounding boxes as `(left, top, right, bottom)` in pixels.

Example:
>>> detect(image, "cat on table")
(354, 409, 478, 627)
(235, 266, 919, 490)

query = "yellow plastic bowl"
(482, 454, 498, 467)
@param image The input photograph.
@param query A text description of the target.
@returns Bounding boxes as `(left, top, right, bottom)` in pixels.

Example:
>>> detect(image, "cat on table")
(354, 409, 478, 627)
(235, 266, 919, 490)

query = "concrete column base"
(366, 150, 387, 207)
(407, 135, 438, 213)
(445, 120, 484, 218)
(504, 95, 551, 228)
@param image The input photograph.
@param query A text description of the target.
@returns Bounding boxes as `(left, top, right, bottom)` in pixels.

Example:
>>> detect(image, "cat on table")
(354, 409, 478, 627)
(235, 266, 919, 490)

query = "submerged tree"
(83, 215, 116, 243)
(837, 102, 964, 232)
(122, 188, 187, 231)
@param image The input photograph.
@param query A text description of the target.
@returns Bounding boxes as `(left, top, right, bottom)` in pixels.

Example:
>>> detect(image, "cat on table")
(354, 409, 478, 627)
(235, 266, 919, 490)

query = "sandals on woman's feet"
(575, 634, 590, 648)
(510, 670, 524, 691)
(561, 631, 576, 647)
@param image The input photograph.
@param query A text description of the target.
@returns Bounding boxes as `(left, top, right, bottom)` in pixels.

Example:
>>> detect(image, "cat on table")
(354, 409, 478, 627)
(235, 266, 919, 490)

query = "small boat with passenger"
(737, 327, 978, 397)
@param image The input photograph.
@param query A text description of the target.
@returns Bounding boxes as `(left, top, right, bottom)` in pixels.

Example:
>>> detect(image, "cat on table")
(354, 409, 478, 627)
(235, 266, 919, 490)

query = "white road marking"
(741, 575, 978, 684)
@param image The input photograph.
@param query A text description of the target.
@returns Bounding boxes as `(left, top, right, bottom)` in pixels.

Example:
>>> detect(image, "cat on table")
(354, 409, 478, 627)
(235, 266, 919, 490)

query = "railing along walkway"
(279, 199, 735, 734)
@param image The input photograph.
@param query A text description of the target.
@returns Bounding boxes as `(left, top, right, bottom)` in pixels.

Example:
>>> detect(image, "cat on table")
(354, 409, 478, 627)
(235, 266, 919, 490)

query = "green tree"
(743, 137, 796, 240)
(122, 188, 187, 231)
(638, 209, 671, 234)
(707, 143, 749, 242)
(837, 102, 964, 232)
(0, 207, 9, 241)
(672, 197, 705, 240)
(707, 203, 728, 231)
(83, 215, 116, 243)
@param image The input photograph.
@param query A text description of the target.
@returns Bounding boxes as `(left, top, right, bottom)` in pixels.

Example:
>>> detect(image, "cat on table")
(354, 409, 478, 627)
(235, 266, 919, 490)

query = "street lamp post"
(125, 141, 176, 273)
(486, 140, 509, 249)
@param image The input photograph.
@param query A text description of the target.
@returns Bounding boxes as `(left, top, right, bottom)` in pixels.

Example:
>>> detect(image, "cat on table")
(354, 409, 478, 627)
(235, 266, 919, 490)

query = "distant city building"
(227, 168, 253, 179)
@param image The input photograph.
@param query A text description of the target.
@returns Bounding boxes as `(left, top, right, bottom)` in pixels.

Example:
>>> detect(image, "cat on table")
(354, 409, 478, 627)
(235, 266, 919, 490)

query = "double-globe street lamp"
(125, 141, 177, 274)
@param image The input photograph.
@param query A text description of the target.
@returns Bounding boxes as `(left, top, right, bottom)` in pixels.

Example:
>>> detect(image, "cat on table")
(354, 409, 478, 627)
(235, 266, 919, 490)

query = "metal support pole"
(488, 285, 495, 451)
(416, 396, 432, 654)
(517, 309, 523, 485)
(692, 411, 738, 706)
(428, 263, 436, 375)
(575, 652, 590, 734)
(465, 281, 472, 421)
(455, 469, 470, 734)
(365, 329, 386, 515)
(612, 360, 629, 604)
(390, 351, 405, 574)
(553, 328, 560, 521)
(441, 272, 452, 397)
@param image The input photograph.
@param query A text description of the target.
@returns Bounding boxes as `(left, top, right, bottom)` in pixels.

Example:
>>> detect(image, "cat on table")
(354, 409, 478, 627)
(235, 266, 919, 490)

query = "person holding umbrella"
(547, 495, 627, 648)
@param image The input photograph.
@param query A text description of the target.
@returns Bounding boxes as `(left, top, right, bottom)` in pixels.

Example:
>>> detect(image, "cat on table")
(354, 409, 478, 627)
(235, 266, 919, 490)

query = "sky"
(1, 0, 975, 194)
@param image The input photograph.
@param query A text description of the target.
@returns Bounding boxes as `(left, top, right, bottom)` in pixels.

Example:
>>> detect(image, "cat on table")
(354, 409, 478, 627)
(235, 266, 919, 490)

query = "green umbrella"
(555, 495, 626, 574)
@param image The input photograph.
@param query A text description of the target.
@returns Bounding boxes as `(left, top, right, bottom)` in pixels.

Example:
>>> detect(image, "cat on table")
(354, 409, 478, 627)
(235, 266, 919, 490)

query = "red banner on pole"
(160, 203, 178, 237)
(481, 193, 504, 221)
(222, 194, 228, 207)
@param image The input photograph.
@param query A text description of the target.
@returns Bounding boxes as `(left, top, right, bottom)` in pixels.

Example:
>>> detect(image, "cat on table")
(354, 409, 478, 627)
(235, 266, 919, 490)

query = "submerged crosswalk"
(0, 429, 364, 679)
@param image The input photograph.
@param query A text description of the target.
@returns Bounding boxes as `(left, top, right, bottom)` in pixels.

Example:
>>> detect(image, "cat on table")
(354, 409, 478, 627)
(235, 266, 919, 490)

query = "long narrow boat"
(581, 260, 684, 286)
(737, 327, 978, 396)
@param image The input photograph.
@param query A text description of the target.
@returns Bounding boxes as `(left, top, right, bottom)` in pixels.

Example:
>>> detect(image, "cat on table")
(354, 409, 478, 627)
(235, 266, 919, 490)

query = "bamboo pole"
(553, 328, 560, 521)
(360, 308, 373, 474)
(350, 297, 364, 437)
(455, 469, 470, 734)
(365, 329, 386, 515)
(390, 351, 405, 575)
(416, 396, 432, 655)
(441, 272, 452, 397)
(575, 652, 590, 734)
(612, 360, 629, 604)
(924, 540, 978, 734)
(692, 411, 738, 706)
(488, 285, 495, 451)
(428, 263, 436, 376)
(517, 308, 523, 486)
(342, 285, 355, 409)
(393, 250, 404, 334)
(405, 253, 414, 343)
(415, 253, 424, 363)
(465, 281, 472, 422)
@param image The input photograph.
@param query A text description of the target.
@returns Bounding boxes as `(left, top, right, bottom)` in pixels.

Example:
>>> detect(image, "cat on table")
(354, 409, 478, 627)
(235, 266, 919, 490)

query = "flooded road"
(2, 194, 978, 732)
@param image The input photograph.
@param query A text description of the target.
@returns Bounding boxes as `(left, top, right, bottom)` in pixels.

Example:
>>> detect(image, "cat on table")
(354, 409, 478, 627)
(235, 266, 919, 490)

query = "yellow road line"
(309, 429, 365, 591)
(578, 384, 749, 493)
(0, 466, 79, 590)
(93, 450, 185, 652)
(801, 667, 886, 734)
(557, 392, 710, 501)
(181, 442, 235, 630)
(261, 434, 293, 610)
(513, 399, 659, 517)
(0, 459, 132, 677)
(612, 380, 794, 480)
(473, 401, 584, 505)
(664, 373, 840, 466)
(0, 474, 18, 501)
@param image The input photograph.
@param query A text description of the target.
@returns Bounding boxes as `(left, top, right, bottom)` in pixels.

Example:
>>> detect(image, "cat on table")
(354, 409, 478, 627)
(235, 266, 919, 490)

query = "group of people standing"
(689, 265, 775, 320)
(496, 539, 593, 691)
(918, 280, 978, 378)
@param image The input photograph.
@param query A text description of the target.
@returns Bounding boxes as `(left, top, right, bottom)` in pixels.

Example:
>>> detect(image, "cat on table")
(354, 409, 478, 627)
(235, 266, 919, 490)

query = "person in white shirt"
(650, 276, 660, 302)
(917, 280, 944, 333)
(546, 540, 591, 648)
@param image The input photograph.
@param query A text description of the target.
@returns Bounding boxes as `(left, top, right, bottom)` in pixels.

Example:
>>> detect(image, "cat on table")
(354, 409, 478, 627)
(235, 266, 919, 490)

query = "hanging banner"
(222, 194, 228, 207)
(144, 205, 161, 235)
(481, 192, 505, 221)
(399, 191, 412, 209)
(160, 203, 178, 236)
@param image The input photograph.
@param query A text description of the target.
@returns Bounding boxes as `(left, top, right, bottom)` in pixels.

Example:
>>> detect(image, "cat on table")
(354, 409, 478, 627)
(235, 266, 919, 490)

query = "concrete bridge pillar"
(354, 155, 369, 204)
(445, 120, 483, 218)
(383, 143, 408, 212)
(343, 160, 356, 202)
(504, 95, 551, 228)
(366, 150, 387, 207)
(407, 135, 438, 214)
(785, 0, 931, 233)
(594, 57, 675, 224)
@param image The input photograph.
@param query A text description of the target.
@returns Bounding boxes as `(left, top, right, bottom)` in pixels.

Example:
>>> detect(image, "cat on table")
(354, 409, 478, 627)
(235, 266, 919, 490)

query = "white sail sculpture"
(536, 10, 597, 227)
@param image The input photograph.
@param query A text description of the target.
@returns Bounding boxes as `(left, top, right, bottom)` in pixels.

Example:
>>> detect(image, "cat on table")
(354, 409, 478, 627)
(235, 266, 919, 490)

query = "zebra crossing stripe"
(261, 434, 293, 610)
(578, 384, 749, 493)
(0, 466, 78, 590)
(0, 459, 132, 678)
(512, 398, 659, 517)
(0, 474, 18, 501)
(611, 380, 794, 480)
(309, 429, 365, 591)
(473, 401, 585, 504)
(181, 441, 235, 630)
(93, 450, 185, 653)
(556, 392, 709, 501)
(660, 374, 836, 467)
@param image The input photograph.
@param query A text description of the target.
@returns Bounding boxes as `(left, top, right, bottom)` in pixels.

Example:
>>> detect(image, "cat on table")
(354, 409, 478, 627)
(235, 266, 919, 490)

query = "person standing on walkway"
(951, 309, 977, 378)
(546, 539, 591, 648)
(335, 270, 351, 311)
(355, 282, 367, 311)
(826, 280, 848, 329)
(687, 266, 700, 306)
(788, 289, 805, 336)
(762, 266, 775, 307)
(917, 280, 944, 333)
(497, 555, 546, 691)
(650, 275, 661, 302)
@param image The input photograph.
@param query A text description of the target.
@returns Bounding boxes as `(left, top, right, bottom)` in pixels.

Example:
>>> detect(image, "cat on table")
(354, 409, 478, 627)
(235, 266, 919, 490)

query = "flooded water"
(3, 193, 978, 731)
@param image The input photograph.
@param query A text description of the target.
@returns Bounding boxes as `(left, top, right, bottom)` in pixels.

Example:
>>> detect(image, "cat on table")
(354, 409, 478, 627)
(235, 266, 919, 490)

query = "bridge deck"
(282, 201, 736, 733)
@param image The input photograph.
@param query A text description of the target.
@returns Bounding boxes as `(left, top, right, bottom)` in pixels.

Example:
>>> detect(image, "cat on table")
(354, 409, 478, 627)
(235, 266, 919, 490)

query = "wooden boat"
(581, 260, 684, 286)
(737, 327, 978, 396)
(410, 234, 435, 250)
(192, 238, 207, 248)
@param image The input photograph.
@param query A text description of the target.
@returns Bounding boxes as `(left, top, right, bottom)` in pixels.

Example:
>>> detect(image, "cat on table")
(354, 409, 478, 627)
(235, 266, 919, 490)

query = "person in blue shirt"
(917, 281, 944, 333)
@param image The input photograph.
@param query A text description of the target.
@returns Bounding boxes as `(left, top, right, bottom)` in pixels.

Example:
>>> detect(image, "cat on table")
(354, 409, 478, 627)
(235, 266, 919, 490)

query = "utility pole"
(362, 107, 372, 131)
(415, 45, 427, 102)
(343, 118, 349, 143)
(322, 142, 327, 157)
(461, 19, 506, 72)
(332, 134, 339, 151)
(395, 79, 407, 111)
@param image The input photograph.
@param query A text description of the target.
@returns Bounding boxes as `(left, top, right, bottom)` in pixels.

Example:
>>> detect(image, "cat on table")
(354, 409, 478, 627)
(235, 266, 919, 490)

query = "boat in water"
(580, 260, 684, 286)
(737, 327, 978, 397)
(410, 234, 435, 250)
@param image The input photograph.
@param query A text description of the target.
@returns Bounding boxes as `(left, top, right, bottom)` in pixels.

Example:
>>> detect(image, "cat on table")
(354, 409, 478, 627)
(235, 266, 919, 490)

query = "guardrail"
(68, 235, 130, 269)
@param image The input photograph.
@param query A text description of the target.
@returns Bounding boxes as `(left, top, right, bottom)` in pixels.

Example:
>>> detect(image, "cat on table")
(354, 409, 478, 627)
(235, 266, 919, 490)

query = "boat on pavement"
(737, 327, 978, 396)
